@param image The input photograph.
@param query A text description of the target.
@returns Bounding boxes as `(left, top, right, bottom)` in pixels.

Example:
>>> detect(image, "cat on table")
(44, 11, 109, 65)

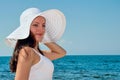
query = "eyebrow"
(33, 22, 45, 24)
(34, 22, 40, 24)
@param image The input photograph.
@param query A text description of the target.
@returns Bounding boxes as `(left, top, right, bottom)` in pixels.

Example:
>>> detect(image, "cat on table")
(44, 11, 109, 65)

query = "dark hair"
(9, 32, 44, 72)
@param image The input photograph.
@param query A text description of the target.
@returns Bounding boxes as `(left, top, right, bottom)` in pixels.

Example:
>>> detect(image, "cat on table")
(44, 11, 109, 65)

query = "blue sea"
(0, 55, 120, 80)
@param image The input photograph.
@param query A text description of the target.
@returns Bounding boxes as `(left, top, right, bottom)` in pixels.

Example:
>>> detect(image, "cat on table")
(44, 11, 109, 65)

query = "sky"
(0, 0, 120, 56)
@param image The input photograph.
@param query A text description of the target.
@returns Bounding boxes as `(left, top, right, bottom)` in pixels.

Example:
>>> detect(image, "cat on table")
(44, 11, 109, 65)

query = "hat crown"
(20, 8, 41, 25)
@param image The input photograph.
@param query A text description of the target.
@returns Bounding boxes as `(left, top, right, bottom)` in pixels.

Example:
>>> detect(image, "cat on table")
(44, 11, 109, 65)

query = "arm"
(42, 42, 66, 60)
(15, 48, 33, 80)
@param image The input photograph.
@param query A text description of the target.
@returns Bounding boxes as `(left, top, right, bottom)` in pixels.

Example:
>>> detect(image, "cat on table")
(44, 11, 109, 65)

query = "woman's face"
(30, 16, 46, 43)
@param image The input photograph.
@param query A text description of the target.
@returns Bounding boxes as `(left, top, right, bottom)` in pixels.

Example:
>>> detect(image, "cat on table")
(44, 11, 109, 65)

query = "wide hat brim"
(6, 9, 66, 47)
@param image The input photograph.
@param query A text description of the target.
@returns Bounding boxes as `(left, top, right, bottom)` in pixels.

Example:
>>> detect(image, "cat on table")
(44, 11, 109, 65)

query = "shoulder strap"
(32, 48, 42, 56)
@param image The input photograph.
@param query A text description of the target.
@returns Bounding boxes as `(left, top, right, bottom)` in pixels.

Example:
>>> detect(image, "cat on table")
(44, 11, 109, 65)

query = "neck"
(34, 42, 39, 50)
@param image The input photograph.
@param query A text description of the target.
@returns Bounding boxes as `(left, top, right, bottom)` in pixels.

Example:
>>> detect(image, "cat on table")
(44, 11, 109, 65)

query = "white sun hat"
(5, 8, 66, 47)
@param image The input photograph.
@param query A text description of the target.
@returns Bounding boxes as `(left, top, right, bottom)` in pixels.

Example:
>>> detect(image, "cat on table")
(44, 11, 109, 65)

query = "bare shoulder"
(18, 47, 33, 63)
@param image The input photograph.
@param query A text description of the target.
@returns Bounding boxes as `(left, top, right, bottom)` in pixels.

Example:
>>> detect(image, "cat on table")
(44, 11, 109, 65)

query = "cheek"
(30, 28, 36, 35)
(43, 29, 45, 34)
(30, 28, 36, 33)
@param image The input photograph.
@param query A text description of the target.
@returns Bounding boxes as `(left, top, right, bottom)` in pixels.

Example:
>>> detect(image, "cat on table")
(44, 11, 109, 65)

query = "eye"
(32, 24, 38, 27)
(42, 24, 46, 27)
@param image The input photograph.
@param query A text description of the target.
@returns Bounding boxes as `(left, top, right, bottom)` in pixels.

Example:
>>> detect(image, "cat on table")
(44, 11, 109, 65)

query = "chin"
(35, 36, 43, 42)
(36, 38, 43, 43)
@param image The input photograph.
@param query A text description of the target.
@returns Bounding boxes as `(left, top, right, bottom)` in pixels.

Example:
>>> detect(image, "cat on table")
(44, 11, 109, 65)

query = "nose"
(37, 25, 45, 33)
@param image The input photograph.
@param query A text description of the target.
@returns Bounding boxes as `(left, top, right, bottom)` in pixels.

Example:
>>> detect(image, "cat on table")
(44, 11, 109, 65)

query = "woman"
(6, 8, 66, 80)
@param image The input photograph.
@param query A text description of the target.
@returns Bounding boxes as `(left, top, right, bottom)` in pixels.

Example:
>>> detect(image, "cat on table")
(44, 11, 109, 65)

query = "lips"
(36, 33, 44, 37)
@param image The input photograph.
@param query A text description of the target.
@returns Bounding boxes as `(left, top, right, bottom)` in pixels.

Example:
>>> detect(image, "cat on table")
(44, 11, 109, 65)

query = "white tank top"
(29, 49, 54, 80)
